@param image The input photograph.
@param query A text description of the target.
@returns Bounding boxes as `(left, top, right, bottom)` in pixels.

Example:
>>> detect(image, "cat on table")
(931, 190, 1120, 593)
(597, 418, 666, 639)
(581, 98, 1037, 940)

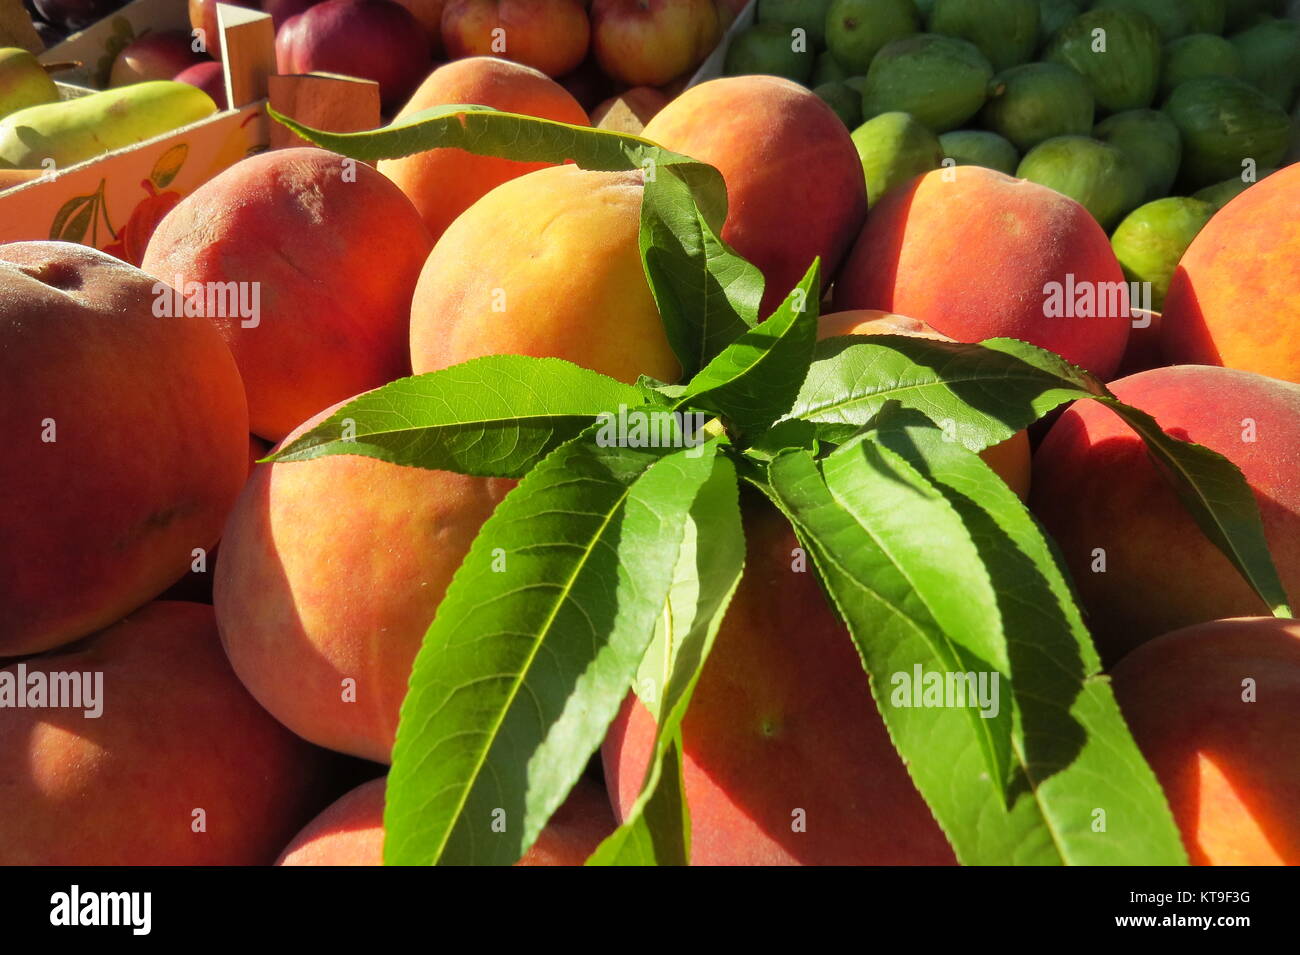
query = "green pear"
(0, 48, 59, 121)
(0, 80, 217, 170)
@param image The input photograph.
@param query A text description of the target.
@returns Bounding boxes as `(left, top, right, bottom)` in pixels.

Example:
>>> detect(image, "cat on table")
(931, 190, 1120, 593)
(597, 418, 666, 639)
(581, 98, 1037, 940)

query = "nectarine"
(441, 0, 591, 78)
(590, 0, 720, 87)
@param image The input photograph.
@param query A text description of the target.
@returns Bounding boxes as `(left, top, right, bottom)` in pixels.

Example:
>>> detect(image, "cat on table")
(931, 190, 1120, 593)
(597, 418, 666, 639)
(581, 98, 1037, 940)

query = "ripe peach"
(1030, 365, 1300, 661)
(643, 76, 868, 317)
(0, 242, 248, 657)
(142, 147, 433, 442)
(275, 775, 616, 864)
(408, 164, 680, 384)
(441, 0, 591, 77)
(818, 309, 1032, 500)
(0, 602, 332, 865)
(1111, 616, 1300, 865)
(832, 165, 1132, 380)
(603, 502, 956, 865)
(214, 396, 513, 763)
(275, 776, 386, 865)
(377, 57, 590, 242)
(1161, 165, 1300, 386)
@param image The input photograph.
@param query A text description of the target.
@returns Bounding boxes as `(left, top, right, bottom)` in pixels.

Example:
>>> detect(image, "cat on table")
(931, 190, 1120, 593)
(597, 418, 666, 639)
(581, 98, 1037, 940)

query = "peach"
(832, 165, 1132, 380)
(0, 602, 332, 865)
(214, 396, 513, 763)
(376, 57, 591, 242)
(409, 163, 680, 384)
(0, 242, 248, 657)
(590, 0, 720, 87)
(643, 76, 868, 317)
(275, 775, 616, 864)
(1161, 165, 1300, 386)
(603, 502, 956, 865)
(1030, 365, 1300, 662)
(142, 147, 433, 442)
(275, 776, 387, 865)
(818, 309, 1031, 500)
(441, 0, 591, 77)
(1111, 616, 1300, 865)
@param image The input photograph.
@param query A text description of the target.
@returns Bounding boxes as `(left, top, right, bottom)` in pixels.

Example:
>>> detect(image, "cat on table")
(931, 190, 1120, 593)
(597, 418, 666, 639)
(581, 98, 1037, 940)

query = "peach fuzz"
(377, 57, 591, 242)
(275, 776, 616, 864)
(642, 75, 868, 317)
(142, 147, 433, 442)
(0, 242, 248, 657)
(1111, 616, 1300, 865)
(214, 396, 513, 763)
(832, 165, 1131, 380)
(0, 602, 332, 865)
(408, 164, 680, 385)
(1030, 365, 1300, 661)
(1161, 164, 1300, 386)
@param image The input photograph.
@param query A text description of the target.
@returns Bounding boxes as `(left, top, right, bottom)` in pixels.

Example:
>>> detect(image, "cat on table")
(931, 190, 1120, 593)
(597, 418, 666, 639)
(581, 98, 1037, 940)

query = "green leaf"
(784, 334, 1291, 616)
(49, 192, 97, 244)
(875, 417, 1188, 864)
(639, 163, 763, 375)
(266, 356, 645, 478)
(588, 452, 746, 866)
(679, 260, 822, 440)
(149, 143, 188, 189)
(587, 735, 691, 867)
(269, 102, 669, 169)
(1092, 397, 1293, 618)
(766, 442, 1013, 799)
(763, 425, 1188, 864)
(383, 429, 723, 865)
(785, 335, 1103, 453)
(267, 103, 759, 391)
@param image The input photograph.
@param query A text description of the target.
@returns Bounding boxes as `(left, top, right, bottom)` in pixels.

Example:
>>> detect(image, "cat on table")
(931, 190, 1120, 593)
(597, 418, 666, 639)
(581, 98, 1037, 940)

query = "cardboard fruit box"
(0, 4, 381, 257)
